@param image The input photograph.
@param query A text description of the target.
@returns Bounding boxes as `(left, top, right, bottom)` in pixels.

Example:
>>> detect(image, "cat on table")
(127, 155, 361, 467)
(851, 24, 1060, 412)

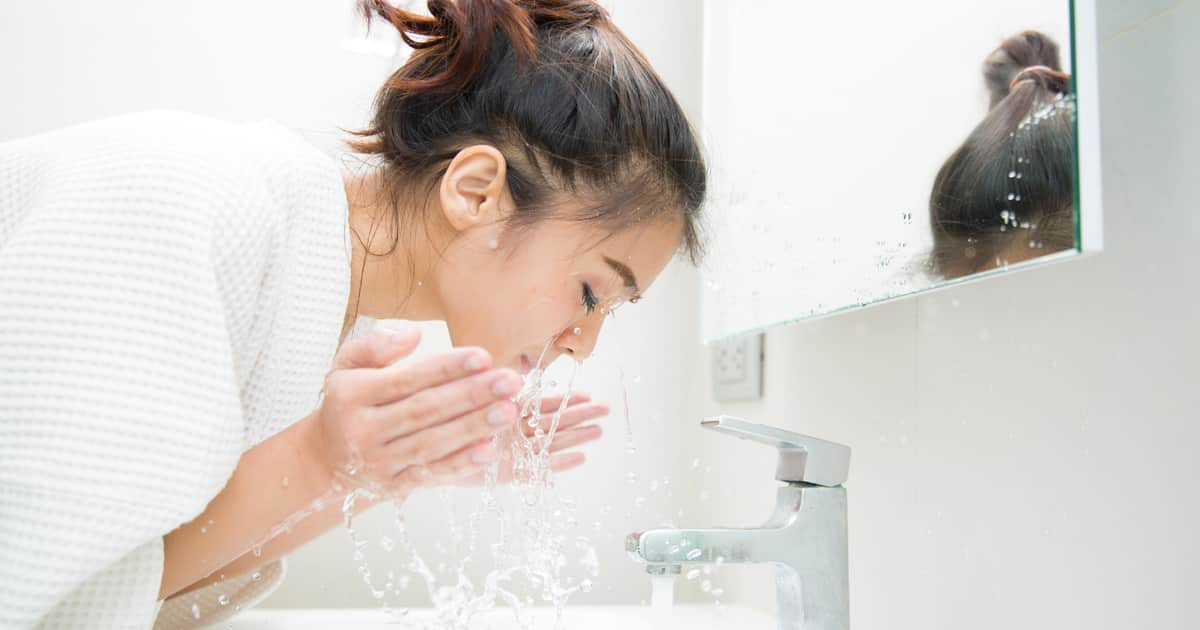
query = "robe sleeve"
(0, 125, 248, 627)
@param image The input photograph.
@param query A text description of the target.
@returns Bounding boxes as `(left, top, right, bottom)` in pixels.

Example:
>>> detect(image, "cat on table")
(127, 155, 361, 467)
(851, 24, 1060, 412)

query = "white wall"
(0, 0, 397, 153)
(690, 1, 1200, 627)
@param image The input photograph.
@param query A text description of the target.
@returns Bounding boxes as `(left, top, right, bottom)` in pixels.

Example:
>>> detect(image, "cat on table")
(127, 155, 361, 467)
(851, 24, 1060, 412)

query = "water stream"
(340, 336, 595, 629)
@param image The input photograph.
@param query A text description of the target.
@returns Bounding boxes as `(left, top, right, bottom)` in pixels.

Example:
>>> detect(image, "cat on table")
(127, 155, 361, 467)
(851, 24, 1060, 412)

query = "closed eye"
(582, 283, 598, 314)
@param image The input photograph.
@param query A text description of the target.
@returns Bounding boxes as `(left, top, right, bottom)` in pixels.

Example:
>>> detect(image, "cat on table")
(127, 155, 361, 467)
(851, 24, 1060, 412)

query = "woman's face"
(434, 216, 682, 373)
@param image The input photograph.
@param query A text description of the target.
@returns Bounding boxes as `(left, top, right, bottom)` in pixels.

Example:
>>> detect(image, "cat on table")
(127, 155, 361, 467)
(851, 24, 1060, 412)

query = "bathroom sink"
(221, 605, 774, 629)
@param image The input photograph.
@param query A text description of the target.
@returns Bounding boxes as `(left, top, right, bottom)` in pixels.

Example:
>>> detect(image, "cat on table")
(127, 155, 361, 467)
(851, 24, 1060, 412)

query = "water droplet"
(191, 603, 201, 619)
(1007, 193, 1015, 201)
(572, 327, 582, 335)
(626, 471, 637, 484)
(380, 536, 395, 552)
(686, 568, 701, 580)
(711, 587, 724, 598)
(251, 571, 262, 582)
(218, 594, 230, 606)
(487, 237, 499, 250)
(691, 458, 701, 469)
(686, 548, 703, 560)
(199, 527, 206, 534)
(1008, 170, 1016, 178)
(700, 580, 712, 592)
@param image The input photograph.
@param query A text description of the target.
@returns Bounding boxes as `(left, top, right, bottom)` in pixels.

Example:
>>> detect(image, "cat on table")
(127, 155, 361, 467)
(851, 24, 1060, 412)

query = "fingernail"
(487, 403, 515, 426)
(464, 353, 485, 372)
(382, 327, 411, 349)
(492, 375, 519, 396)
(471, 445, 497, 465)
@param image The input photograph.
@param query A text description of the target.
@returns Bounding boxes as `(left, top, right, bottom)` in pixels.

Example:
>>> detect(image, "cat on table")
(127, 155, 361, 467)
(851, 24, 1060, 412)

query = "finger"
(522, 402, 609, 437)
(548, 451, 586, 474)
(535, 393, 591, 415)
(359, 346, 493, 406)
(455, 448, 586, 487)
(545, 424, 603, 453)
(384, 399, 518, 465)
(374, 368, 523, 439)
(334, 326, 420, 370)
(394, 440, 497, 486)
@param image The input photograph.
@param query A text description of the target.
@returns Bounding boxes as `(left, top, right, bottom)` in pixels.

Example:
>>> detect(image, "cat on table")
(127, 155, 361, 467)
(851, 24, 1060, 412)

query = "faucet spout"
(627, 485, 848, 630)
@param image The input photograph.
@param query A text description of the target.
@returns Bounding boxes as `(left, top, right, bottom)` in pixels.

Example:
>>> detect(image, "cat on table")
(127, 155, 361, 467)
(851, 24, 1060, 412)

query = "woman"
(929, 30, 1075, 280)
(0, 0, 706, 627)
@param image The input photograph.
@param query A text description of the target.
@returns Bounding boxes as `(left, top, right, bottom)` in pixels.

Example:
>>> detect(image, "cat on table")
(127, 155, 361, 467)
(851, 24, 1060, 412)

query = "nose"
(556, 319, 603, 361)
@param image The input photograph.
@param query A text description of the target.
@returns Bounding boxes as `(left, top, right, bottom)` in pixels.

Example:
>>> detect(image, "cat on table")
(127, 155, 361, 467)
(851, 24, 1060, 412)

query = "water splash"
(341, 334, 596, 629)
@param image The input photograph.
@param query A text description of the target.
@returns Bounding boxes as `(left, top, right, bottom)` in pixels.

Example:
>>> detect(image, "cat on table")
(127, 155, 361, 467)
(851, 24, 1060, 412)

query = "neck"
(340, 171, 447, 343)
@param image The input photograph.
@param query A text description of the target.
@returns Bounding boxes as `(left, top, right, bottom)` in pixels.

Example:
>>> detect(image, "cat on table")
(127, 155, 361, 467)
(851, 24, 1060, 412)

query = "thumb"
(334, 326, 421, 370)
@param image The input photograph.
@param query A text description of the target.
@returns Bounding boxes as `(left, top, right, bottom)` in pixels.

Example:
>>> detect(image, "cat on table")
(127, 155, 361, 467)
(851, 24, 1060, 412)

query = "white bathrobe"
(0, 111, 352, 628)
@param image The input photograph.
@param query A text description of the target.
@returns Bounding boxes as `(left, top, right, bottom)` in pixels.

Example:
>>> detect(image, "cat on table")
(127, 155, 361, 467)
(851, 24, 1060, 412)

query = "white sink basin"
(222, 605, 775, 629)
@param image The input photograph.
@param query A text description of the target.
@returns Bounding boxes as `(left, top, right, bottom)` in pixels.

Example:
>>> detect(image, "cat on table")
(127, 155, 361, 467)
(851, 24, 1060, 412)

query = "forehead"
(508, 214, 681, 268)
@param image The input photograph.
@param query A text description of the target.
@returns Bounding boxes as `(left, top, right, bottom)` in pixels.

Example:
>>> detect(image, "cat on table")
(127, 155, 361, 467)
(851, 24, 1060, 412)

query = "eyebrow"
(603, 256, 640, 298)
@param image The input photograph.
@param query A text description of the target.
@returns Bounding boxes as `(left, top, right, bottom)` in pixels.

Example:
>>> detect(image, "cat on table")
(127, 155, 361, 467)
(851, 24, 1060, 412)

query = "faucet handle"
(701, 415, 850, 487)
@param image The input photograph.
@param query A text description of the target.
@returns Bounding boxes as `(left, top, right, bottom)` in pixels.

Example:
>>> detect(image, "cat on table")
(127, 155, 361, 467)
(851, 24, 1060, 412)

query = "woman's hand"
(461, 392, 609, 486)
(306, 326, 524, 500)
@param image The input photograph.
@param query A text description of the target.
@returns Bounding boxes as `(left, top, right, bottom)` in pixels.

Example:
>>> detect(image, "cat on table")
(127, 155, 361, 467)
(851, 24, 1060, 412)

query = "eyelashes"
(582, 282, 598, 314)
(582, 283, 636, 317)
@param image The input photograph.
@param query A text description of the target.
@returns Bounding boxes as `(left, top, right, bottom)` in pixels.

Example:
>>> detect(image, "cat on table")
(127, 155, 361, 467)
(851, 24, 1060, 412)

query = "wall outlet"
(711, 333, 764, 401)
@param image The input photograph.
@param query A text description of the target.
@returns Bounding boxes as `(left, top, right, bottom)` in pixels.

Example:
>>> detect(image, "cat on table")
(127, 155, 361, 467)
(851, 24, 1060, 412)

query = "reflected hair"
(929, 30, 1075, 279)
(348, 0, 706, 264)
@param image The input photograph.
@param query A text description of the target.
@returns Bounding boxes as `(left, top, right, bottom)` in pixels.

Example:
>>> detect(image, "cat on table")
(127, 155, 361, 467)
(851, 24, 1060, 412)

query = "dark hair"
(929, 31, 1075, 280)
(982, 30, 1062, 108)
(348, 0, 706, 264)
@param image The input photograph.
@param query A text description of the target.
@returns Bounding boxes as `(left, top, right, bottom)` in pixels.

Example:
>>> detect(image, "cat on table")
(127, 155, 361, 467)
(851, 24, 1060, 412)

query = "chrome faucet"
(626, 416, 851, 630)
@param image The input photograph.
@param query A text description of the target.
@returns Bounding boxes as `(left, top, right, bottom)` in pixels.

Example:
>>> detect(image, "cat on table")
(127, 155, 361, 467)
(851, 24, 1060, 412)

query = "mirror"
(699, 0, 1102, 341)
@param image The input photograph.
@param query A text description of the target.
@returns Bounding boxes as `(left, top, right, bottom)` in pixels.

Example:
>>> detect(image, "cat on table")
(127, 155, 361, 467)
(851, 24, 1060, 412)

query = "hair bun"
(358, 0, 536, 94)
(983, 30, 1063, 107)
(1008, 64, 1071, 95)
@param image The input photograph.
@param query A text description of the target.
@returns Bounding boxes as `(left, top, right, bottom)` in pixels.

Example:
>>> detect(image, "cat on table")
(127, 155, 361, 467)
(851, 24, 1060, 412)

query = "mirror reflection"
(699, 2, 1078, 340)
(930, 31, 1076, 280)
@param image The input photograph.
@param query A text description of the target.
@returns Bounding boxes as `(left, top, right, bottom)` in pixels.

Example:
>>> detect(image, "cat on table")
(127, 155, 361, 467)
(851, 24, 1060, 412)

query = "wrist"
(292, 412, 337, 500)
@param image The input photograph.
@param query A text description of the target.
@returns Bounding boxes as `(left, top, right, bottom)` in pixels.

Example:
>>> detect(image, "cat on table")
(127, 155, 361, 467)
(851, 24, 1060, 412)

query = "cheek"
(444, 262, 577, 349)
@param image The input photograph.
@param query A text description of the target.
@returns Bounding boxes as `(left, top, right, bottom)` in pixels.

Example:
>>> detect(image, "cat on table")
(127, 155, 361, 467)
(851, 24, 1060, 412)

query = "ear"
(439, 145, 509, 232)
